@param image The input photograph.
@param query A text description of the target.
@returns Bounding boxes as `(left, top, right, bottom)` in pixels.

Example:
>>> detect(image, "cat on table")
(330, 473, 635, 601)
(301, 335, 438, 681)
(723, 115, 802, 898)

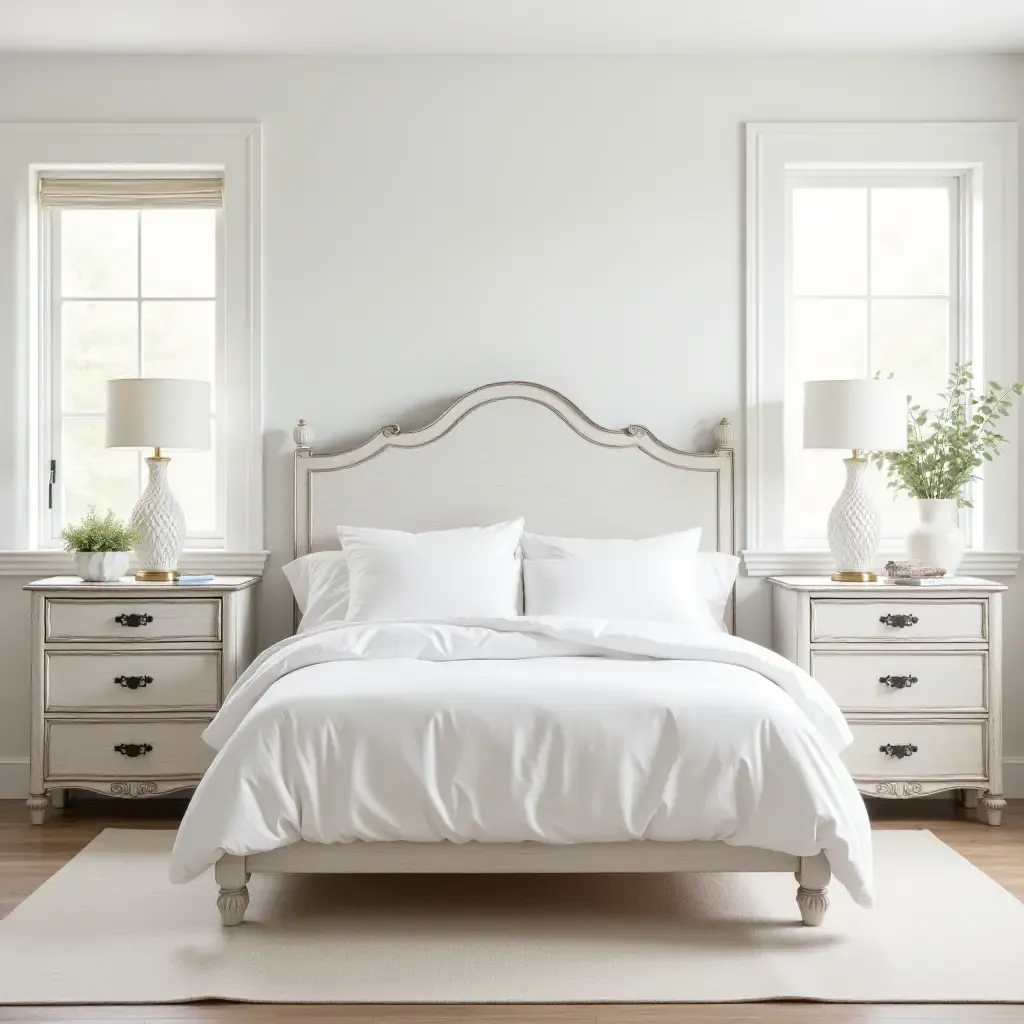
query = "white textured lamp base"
(130, 457, 186, 582)
(827, 457, 881, 583)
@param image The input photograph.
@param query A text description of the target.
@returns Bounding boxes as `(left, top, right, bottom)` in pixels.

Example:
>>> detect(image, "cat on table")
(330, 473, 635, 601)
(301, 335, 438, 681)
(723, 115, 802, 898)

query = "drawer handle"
(113, 674, 153, 690)
(113, 742, 153, 758)
(879, 743, 918, 759)
(879, 613, 919, 628)
(114, 613, 153, 628)
(879, 674, 918, 689)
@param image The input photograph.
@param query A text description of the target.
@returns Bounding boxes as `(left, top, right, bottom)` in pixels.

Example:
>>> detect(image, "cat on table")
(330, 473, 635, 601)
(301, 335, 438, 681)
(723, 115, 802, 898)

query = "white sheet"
(170, 618, 873, 907)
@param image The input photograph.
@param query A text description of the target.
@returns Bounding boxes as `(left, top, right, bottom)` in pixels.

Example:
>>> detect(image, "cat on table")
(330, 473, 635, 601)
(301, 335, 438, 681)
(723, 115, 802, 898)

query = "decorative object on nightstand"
(768, 575, 1006, 825)
(803, 378, 908, 583)
(105, 377, 211, 582)
(23, 575, 259, 825)
(60, 508, 139, 582)
(869, 364, 1024, 575)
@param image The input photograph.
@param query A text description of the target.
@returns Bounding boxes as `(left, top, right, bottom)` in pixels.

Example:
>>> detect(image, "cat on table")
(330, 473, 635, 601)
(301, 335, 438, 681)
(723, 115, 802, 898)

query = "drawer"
(810, 652, 985, 712)
(811, 600, 985, 643)
(46, 652, 221, 712)
(46, 599, 221, 643)
(45, 719, 214, 779)
(841, 720, 986, 780)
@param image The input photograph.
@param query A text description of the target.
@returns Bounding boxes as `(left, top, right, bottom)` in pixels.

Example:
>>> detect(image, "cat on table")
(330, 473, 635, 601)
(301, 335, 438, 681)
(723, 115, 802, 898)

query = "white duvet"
(170, 617, 874, 906)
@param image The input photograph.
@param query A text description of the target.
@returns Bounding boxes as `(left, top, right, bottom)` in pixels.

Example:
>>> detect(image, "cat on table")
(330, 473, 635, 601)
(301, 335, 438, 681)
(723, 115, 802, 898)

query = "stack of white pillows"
(283, 520, 739, 633)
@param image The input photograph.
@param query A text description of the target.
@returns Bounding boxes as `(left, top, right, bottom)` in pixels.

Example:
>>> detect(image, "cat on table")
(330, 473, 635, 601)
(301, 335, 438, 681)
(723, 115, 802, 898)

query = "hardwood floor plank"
(0, 797, 1020, 1021)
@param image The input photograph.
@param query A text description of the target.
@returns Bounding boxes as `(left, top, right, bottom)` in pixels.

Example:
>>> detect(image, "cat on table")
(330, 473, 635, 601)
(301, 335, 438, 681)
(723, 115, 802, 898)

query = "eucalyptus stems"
(870, 363, 1023, 509)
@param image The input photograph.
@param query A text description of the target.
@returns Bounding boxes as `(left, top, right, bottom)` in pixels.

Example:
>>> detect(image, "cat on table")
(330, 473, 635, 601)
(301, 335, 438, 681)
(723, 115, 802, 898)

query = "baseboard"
(0, 757, 28, 799)
(1004, 757, 1024, 798)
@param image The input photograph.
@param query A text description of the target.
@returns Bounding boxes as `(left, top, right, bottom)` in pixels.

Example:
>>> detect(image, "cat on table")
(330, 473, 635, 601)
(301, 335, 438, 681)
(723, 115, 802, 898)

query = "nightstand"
(23, 575, 259, 824)
(768, 576, 1006, 825)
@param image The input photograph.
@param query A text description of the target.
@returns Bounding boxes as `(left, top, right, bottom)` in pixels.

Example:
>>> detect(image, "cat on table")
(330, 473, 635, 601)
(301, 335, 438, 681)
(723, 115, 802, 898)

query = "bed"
(169, 382, 872, 927)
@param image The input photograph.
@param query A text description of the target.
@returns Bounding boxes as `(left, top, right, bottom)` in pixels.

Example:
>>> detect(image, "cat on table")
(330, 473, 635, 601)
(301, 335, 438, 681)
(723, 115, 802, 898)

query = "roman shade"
(38, 176, 223, 209)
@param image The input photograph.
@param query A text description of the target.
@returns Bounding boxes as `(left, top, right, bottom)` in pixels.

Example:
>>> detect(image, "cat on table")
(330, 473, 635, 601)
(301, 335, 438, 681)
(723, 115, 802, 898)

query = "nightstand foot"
(27, 793, 49, 825)
(957, 788, 979, 809)
(49, 787, 66, 810)
(981, 794, 1005, 827)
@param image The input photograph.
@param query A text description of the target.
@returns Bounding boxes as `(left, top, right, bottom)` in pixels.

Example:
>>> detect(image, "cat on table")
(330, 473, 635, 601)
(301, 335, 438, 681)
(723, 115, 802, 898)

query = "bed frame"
(214, 382, 831, 927)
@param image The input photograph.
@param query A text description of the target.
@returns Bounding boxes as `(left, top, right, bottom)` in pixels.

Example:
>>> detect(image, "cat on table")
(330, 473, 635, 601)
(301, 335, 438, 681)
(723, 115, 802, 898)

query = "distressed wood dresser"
(768, 576, 1006, 825)
(24, 575, 258, 823)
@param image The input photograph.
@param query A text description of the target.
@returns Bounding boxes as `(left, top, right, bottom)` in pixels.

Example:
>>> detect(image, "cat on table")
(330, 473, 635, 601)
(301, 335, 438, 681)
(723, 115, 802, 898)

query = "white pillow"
(696, 552, 740, 630)
(281, 551, 350, 632)
(338, 520, 524, 621)
(521, 529, 717, 628)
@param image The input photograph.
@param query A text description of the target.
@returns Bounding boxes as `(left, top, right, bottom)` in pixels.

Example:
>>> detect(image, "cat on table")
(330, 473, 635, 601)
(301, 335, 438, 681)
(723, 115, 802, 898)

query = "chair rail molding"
(742, 549, 1020, 577)
(0, 550, 268, 576)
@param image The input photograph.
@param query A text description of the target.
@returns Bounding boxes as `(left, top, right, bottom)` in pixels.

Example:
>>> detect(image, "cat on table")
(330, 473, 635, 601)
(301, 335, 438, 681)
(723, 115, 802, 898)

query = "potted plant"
(60, 508, 140, 582)
(871, 363, 1023, 574)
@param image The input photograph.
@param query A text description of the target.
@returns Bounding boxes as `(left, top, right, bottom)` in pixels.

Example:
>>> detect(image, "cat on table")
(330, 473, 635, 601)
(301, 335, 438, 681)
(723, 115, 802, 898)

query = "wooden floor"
(0, 797, 1022, 1023)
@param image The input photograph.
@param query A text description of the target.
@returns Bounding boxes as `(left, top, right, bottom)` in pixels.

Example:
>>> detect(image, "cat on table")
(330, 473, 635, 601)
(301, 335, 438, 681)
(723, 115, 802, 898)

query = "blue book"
(177, 574, 215, 585)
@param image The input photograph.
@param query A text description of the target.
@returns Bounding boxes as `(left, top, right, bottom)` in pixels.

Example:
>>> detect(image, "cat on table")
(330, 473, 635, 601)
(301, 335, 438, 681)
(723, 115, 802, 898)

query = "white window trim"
(744, 122, 1019, 577)
(0, 123, 265, 576)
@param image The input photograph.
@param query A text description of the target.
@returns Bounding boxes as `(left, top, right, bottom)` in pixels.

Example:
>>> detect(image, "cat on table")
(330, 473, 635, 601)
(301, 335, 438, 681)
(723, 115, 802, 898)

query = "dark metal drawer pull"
(879, 743, 918, 759)
(879, 674, 918, 689)
(114, 613, 153, 628)
(879, 613, 918, 628)
(114, 674, 153, 690)
(113, 742, 152, 758)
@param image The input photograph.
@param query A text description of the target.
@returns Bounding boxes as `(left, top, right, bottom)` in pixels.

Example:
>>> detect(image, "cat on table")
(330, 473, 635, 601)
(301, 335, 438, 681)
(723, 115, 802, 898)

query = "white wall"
(0, 54, 1021, 796)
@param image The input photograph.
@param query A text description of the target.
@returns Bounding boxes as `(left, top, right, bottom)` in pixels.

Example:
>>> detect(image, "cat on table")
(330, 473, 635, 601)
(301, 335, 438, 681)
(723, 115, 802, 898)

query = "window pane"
(62, 417, 139, 527)
(788, 449, 847, 541)
(871, 299, 950, 409)
(61, 301, 138, 414)
(792, 188, 867, 296)
(141, 301, 216, 392)
(871, 187, 950, 297)
(168, 442, 216, 533)
(141, 210, 216, 298)
(792, 299, 868, 381)
(60, 210, 138, 298)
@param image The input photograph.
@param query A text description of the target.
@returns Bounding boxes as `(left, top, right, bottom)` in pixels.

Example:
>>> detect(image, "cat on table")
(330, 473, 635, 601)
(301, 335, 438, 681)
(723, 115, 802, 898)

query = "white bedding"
(169, 617, 874, 907)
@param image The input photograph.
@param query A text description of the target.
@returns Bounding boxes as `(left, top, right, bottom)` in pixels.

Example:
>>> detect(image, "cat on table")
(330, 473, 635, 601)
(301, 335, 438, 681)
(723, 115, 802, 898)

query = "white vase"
(130, 457, 186, 579)
(905, 498, 965, 575)
(74, 550, 130, 582)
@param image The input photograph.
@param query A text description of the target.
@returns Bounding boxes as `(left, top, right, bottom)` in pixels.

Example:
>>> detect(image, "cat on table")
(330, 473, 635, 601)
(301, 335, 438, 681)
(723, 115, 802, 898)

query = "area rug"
(0, 828, 1022, 1004)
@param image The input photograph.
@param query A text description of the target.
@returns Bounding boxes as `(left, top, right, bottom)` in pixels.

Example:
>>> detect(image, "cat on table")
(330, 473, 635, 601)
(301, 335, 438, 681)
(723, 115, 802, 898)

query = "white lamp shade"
(105, 378, 211, 451)
(803, 378, 908, 452)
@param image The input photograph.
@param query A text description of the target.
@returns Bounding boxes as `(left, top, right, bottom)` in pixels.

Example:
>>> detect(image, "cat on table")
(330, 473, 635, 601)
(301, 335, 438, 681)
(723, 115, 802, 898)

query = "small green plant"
(870, 363, 1024, 509)
(60, 508, 140, 553)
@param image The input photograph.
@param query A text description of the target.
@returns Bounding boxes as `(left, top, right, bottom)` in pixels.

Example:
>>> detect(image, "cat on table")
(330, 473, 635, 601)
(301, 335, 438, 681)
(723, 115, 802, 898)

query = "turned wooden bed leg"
(215, 855, 249, 926)
(796, 852, 830, 927)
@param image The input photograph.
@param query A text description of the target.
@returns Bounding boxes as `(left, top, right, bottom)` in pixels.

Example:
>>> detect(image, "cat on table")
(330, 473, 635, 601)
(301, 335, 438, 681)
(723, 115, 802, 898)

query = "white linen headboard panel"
(294, 382, 735, 619)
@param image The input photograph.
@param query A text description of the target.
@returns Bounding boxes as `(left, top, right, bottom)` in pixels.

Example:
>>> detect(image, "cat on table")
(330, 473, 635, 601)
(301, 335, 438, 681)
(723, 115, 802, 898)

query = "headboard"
(293, 381, 736, 627)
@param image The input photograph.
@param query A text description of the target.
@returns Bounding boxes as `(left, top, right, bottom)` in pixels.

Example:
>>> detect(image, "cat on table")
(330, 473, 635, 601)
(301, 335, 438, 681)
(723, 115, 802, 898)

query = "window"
(40, 178, 223, 543)
(787, 178, 958, 545)
(0, 123, 263, 568)
(745, 123, 1018, 576)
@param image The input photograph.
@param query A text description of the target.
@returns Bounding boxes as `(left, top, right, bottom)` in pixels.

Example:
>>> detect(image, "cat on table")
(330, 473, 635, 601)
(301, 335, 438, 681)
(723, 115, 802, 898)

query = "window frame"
(39, 198, 227, 547)
(0, 123, 263, 571)
(744, 122, 1018, 577)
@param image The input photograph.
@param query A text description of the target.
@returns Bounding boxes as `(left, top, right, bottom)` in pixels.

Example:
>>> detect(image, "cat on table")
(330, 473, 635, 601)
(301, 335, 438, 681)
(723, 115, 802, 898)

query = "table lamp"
(803, 378, 908, 582)
(105, 378, 211, 581)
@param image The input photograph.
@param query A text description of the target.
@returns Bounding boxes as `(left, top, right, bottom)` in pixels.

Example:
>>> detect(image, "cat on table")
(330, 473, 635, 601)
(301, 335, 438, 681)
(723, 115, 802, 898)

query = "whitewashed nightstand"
(768, 576, 1006, 825)
(23, 575, 259, 824)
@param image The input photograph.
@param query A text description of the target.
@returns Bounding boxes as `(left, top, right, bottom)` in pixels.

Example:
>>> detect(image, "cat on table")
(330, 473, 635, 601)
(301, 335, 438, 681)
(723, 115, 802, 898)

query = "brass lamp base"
(831, 571, 877, 583)
(135, 570, 180, 582)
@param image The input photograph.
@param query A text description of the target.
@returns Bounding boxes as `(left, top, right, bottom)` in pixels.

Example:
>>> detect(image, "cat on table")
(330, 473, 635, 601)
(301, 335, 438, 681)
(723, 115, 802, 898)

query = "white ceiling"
(2, 0, 1024, 54)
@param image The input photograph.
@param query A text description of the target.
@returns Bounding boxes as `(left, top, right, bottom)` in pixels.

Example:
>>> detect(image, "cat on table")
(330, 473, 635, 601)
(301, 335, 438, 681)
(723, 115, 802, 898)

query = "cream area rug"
(1, 828, 1023, 1005)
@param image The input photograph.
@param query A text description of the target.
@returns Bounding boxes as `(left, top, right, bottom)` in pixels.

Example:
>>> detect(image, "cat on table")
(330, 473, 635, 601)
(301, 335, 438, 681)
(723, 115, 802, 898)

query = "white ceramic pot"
(905, 499, 965, 575)
(74, 551, 130, 582)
